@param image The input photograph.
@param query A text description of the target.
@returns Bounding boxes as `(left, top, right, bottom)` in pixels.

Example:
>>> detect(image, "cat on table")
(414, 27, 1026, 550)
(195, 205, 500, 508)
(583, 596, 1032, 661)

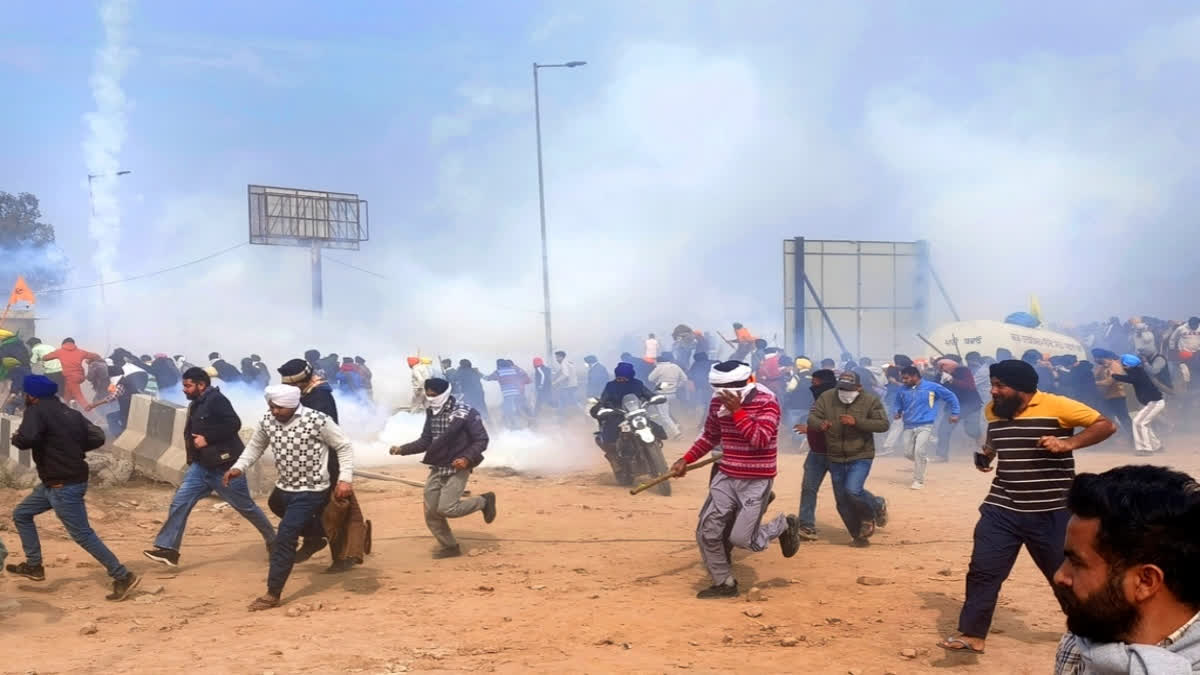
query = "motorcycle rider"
(590, 362, 660, 483)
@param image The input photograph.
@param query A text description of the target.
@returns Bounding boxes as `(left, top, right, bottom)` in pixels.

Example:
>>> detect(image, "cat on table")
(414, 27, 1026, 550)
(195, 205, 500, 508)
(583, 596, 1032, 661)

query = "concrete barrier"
(113, 394, 189, 486)
(0, 413, 38, 487)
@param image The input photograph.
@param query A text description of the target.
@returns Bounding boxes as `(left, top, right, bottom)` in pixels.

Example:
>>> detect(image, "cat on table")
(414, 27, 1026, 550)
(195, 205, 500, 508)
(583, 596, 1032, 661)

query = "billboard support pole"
(929, 264, 960, 322)
(311, 239, 323, 317)
(794, 236, 805, 358)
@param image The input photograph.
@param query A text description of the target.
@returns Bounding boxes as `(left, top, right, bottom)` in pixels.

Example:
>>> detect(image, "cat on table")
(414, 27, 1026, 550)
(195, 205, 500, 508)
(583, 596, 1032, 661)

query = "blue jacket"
(895, 380, 960, 427)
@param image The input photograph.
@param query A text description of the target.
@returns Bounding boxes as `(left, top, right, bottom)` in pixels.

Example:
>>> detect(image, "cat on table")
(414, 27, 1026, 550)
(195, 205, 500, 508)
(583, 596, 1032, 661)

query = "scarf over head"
(424, 377, 452, 412)
(278, 358, 312, 384)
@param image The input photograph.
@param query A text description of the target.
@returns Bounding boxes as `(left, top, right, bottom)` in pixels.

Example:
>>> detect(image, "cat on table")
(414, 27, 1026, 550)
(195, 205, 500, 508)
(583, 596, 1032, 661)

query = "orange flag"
(8, 276, 35, 307)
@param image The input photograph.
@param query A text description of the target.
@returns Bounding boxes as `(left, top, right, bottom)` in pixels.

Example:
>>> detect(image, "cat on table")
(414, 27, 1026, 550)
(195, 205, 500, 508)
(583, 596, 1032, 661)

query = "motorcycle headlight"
(619, 422, 632, 432)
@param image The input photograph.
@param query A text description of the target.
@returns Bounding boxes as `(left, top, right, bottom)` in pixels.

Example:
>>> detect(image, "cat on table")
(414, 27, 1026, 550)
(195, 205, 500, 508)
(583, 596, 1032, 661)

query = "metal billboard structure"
(783, 238, 959, 362)
(248, 185, 369, 315)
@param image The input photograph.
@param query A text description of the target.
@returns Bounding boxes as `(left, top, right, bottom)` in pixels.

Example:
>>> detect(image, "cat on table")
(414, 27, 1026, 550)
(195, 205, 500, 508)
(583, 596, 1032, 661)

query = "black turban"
(425, 378, 450, 395)
(989, 359, 1038, 394)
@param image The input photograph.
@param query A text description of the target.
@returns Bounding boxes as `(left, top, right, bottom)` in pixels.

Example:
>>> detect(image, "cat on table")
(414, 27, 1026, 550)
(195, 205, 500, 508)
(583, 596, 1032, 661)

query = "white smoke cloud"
(82, 0, 134, 285)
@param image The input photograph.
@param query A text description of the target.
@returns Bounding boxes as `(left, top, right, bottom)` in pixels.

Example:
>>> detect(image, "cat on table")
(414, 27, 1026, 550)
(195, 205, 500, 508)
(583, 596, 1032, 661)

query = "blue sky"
(2, 1, 1198, 361)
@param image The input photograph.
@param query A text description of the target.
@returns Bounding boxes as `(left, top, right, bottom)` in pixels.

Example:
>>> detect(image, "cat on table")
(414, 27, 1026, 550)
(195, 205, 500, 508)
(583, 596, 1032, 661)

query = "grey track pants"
(424, 468, 486, 549)
(696, 470, 788, 585)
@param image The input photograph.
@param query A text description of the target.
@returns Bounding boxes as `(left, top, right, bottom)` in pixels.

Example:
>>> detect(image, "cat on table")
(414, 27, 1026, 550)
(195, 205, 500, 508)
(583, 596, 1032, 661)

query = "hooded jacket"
(807, 388, 890, 463)
(42, 343, 102, 383)
(1059, 612, 1200, 675)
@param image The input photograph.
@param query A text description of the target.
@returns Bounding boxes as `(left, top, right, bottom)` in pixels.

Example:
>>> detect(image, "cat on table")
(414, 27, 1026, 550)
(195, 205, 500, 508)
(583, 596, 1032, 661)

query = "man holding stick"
(671, 360, 802, 599)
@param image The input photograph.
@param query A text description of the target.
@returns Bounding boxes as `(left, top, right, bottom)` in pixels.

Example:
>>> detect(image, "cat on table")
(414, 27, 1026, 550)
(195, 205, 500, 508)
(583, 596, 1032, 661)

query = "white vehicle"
(925, 320, 1086, 361)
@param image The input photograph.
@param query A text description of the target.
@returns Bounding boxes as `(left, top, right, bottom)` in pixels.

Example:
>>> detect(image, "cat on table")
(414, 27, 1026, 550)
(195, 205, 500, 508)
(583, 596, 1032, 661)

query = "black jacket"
(13, 397, 103, 485)
(212, 359, 242, 383)
(398, 398, 489, 468)
(456, 367, 486, 404)
(1113, 367, 1163, 406)
(301, 381, 339, 423)
(150, 357, 180, 390)
(184, 387, 245, 469)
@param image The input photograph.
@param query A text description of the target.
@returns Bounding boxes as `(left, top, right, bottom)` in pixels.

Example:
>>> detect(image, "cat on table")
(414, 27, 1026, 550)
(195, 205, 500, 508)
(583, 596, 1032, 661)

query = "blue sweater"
(895, 380, 960, 427)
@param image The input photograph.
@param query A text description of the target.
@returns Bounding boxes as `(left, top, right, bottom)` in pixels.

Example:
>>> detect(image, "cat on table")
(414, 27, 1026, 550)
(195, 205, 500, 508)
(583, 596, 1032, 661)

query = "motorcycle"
(591, 393, 673, 496)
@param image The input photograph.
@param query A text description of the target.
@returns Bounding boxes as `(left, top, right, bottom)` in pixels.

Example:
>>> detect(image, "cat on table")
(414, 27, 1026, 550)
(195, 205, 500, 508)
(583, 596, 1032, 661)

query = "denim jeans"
(797, 451, 830, 529)
(154, 463, 275, 552)
(267, 489, 328, 597)
(827, 459, 881, 539)
(13, 482, 128, 579)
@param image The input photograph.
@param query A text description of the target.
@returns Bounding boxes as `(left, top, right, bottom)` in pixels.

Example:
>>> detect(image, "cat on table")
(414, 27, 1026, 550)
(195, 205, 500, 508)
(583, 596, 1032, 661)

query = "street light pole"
(87, 170, 131, 353)
(532, 61, 585, 360)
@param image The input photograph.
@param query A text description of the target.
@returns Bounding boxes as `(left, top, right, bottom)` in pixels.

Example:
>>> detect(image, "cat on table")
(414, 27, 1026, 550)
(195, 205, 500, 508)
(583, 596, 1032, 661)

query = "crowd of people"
(2, 316, 1199, 670)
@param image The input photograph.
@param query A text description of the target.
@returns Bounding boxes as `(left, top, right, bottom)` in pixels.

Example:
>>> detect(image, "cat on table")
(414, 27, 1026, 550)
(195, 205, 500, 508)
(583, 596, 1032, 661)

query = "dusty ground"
(1, 435, 1194, 675)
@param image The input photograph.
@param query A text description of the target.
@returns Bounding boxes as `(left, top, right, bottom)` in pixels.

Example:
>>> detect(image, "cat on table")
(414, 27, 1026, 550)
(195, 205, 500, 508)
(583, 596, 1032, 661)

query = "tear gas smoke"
(83, 0, 134, 289)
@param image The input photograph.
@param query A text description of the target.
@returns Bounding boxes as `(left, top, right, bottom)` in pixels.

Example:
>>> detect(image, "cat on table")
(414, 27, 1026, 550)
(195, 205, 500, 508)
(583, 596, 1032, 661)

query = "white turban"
(264, 384, 302, 408)
(709, 361, 753, 387)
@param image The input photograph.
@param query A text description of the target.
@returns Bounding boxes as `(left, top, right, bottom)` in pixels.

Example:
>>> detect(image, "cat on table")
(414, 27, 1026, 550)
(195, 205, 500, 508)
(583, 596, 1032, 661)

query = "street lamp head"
(565, 61, 587, 68)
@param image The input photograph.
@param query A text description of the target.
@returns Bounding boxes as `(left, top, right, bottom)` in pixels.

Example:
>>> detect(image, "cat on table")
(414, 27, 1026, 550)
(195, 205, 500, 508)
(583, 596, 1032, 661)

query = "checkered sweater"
(233, 406, 354, 492)
(682, 387, 780, 479)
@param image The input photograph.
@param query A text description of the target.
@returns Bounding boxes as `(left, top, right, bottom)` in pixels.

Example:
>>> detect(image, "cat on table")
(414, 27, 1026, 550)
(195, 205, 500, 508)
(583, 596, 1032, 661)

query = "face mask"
(427, 390, 451, 411)
(837, 390, 860, 404)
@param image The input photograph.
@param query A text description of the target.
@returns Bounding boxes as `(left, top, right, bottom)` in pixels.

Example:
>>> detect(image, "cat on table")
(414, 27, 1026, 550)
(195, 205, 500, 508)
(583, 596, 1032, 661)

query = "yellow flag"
(1030, 294, 1043, 324)
(7, 276, 34, 307)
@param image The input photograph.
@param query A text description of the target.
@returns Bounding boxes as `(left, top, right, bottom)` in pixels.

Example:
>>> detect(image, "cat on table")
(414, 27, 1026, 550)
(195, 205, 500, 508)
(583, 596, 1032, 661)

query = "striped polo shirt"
(983, 392, 1102, 513)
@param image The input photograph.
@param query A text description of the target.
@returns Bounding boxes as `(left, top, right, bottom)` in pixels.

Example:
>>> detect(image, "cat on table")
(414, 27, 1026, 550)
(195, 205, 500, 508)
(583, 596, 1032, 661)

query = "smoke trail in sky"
(83, 0, 133, 284)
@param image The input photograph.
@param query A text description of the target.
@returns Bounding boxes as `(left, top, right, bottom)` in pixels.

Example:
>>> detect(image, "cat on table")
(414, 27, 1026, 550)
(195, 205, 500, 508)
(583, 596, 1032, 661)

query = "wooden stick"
(630, 453, 722, 495)
(355, 469, 471, 496)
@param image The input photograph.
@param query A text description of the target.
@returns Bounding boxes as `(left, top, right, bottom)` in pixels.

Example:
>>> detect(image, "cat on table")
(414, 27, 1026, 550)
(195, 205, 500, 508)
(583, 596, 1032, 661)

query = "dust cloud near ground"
(2, 433, 1194, 674)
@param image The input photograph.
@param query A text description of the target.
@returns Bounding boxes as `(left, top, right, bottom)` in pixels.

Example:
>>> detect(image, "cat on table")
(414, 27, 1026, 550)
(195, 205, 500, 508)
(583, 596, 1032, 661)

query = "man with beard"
(792, 369, 837, 540)
(390, 378, 495, 559)
(671, 360, 801, 598)
(1053, 465, 1200, 674)
(143, 368, 275, 567)
(938, 360, 1116, 656)
(224, 385, 355, 610)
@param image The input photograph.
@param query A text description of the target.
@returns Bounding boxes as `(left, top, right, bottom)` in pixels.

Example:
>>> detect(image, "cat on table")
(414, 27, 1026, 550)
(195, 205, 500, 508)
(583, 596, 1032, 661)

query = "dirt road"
(1, 441, 1191, 674)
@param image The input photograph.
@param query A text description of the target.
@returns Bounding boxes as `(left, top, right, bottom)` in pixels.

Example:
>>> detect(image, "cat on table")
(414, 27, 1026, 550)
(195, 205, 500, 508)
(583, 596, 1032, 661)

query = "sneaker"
(779, 515, 801, 558)
(5, 562, 45, 581)
(293, 537, 328, 563)
(106, 572, 141, 601)
(433, 545, 462, 559)
(696, 580, 739, 599)
(482, 492, 497, 524)
(910, 481, 924, 490)
(850, 537, 871, 548)
(797, 525, 819, 541)
(875, 497, 889, 528)
(143, 547, 180, 567)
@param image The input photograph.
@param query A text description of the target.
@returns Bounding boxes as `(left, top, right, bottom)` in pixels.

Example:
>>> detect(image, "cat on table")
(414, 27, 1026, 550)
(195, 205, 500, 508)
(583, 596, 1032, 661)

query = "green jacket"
(807, 388, 890, 463)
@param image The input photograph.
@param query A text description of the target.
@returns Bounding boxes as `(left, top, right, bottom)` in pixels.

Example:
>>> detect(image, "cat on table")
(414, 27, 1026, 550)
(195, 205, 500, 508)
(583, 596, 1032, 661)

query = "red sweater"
(683, 388, 780, 479)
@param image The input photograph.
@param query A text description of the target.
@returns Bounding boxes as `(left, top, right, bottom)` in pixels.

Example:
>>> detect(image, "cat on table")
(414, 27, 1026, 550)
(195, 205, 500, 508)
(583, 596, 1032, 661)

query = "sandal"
(937, 636, 985, 654)
(248, 595, 280, 612)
